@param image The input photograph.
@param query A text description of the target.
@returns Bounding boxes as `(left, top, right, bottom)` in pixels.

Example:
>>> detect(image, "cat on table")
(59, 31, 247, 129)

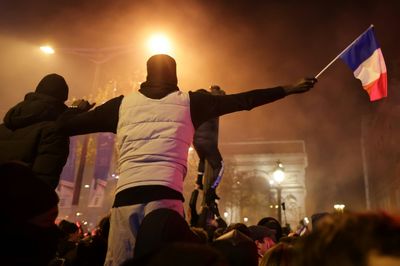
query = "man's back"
(116, 90, 194, 195)
(0, 74, 70, 188)
(0, 121, 69, 188)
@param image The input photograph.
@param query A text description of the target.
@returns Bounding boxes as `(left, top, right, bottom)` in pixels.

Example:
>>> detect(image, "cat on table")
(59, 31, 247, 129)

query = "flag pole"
(315, 24, 374, 79)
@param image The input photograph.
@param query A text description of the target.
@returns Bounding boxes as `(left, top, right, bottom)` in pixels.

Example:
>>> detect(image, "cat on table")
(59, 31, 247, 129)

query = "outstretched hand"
(71, 99, 96, 112)
(283, 77, 317, 95)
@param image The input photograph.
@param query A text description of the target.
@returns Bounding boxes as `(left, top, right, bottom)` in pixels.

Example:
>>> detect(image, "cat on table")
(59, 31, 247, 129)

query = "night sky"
(1, 0, 399, 215)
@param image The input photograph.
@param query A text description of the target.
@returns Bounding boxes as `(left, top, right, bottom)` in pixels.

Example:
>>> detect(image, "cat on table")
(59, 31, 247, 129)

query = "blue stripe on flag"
(339, 27, 380, 71)
(93, 133, 114, 188)
(60, 136, 77, 184)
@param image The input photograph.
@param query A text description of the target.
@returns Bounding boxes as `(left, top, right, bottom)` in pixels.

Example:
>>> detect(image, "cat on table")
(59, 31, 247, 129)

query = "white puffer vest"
(116, 91, 194, 194)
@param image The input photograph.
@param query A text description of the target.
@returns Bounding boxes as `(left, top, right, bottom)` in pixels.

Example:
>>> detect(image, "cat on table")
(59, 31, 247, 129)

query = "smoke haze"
(0, 0, 399, 215)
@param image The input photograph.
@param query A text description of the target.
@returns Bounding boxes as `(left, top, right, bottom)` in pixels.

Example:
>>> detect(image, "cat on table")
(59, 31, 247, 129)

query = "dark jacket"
(193, 116, 219, 145)
(0, 92, 69, 188)
(193, 88, 223, 146)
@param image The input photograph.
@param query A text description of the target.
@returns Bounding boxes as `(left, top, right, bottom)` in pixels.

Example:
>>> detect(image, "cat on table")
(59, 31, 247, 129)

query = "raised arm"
(57, 95, 123, 136)
(190, 78, 317, 128)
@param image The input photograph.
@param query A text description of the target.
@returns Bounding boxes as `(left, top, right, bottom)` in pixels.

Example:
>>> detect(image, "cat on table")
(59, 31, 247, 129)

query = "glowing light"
(148, 34, 171, 55)
(40, 45, 55, 54)
(84, 184, 90, 188)
(223, 211, 229, 218)
(76, 212, 83, 216)
(243, 217, 249, 223)
(334, 204, 346, 212)
(272, 161, 285, 184)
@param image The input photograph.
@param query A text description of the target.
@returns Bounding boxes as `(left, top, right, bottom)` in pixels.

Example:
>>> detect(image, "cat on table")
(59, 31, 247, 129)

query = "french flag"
(340, 26, 387, 101)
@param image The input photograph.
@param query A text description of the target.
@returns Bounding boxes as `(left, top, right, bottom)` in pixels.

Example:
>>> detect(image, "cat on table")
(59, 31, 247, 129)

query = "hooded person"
(56, 53, 317, 266)
(0, 73, 92, 189)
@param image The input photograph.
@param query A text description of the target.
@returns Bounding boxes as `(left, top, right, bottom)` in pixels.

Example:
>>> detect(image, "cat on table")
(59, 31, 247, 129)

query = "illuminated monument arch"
(218, 140, 308, 230)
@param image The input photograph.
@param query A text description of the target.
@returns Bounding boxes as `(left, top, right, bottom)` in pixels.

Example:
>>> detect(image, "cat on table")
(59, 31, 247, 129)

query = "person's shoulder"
(189, 90, 214, 100)
(39, 121, 69, 139)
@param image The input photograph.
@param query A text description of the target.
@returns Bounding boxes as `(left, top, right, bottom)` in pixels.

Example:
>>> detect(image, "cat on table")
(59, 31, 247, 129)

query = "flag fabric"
(339, 26, 387, 101)
(88, 133, 115, 207)
(59, 136, 78, 186)
(57, 136, 78, 208)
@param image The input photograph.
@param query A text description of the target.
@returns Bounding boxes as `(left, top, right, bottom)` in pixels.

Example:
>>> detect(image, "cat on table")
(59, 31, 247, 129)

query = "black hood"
(139, 54, 179, 99)
(3, 92, 68, 130)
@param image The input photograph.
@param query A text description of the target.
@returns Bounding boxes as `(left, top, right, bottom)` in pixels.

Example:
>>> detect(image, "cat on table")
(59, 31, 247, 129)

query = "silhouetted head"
(224, 223, 251, 239)
(295, 212, 400, 266)
(212, 229, 258, 266)
(58, 219, 79, 236)
(257, 217, 283, 241)
(133, 208, 200, 263)
(35, 73, 69, 102)
(248, 225, 276, 243)
(146, 54, 178, 86)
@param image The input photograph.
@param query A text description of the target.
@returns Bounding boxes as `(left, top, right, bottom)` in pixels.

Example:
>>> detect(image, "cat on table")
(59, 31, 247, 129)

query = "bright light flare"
(147, 34, 171, 55)
(334, 204, 346, 212)
(40, 45, 55, 54)
(272, 161, 285, 184)
(273, 169, 285, 183)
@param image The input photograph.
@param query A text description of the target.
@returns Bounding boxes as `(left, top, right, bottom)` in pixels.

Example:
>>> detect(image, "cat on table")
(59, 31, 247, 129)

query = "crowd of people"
(1, 54, 400, 266)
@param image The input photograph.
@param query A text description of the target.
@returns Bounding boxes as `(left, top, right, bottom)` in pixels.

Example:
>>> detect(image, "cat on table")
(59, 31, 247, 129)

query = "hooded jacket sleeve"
(57, 95, 123, 136)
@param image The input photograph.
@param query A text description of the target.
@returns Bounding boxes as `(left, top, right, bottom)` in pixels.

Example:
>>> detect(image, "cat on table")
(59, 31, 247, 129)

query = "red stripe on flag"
(364, 72, 387, 101)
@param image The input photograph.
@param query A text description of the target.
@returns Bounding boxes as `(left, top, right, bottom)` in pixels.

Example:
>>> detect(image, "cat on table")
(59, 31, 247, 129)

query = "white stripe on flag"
(354, 48, 387, 86)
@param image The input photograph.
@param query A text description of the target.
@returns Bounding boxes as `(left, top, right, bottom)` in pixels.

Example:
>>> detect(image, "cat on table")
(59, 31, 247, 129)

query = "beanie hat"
(248, 225, 276, 243)
(35, 73, 69, 102)
(0, 161, 59, 222)
(146, 54, 178, 86)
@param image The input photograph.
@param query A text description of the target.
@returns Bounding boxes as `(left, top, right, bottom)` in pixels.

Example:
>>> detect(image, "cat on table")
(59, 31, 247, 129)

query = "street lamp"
(334, 204, 346, 213)
(272, 160, 285, 224)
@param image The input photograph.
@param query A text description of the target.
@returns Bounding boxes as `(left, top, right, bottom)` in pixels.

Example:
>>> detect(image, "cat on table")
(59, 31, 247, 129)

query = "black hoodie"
(0, 92, 69, 189)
